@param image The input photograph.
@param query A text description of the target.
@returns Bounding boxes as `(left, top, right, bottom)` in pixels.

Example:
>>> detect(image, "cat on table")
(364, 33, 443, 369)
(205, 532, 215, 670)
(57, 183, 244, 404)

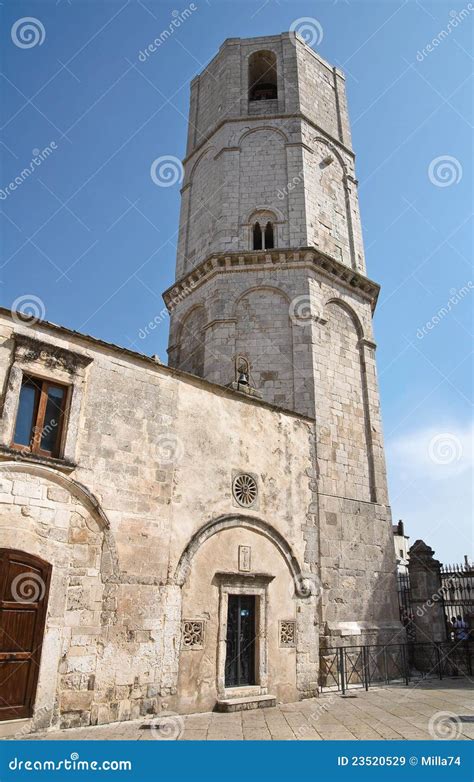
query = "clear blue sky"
(1, 0, 472, 563)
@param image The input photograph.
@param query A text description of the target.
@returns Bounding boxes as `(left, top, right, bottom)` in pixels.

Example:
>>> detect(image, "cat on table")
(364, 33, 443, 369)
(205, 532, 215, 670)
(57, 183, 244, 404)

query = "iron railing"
(441, 563, 474, 629)
(319, 641, 473, 693)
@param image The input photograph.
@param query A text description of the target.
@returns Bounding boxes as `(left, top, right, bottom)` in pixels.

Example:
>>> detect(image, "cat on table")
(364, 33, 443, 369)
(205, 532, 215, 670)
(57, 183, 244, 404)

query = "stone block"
(60, 691, 94, 712)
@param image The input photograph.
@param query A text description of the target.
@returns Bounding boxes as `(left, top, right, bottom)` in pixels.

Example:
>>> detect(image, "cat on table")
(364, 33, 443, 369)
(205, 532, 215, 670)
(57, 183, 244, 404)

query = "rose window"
(232, 474, 258, 507)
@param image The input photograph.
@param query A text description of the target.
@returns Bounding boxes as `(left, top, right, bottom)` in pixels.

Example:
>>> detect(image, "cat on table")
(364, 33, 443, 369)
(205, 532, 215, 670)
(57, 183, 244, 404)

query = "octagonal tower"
(163, 33, 400, 648)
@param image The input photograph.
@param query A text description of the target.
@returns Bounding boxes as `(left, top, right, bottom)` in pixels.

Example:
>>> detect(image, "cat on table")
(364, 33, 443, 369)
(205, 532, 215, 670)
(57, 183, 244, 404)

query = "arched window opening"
(264, 221, 274, 249)
(248, 50, 278, 102)
(253, 222, 262, 250)
(252, 217, 275, 250)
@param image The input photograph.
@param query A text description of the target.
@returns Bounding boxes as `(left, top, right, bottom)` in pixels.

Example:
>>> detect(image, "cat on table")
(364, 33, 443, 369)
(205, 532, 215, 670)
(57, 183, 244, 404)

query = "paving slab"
(4, 679, 472, 742)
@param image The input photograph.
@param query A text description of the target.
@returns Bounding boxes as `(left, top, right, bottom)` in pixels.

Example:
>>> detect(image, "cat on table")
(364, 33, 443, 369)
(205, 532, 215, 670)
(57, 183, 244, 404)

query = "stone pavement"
(15, 680, 474, 741)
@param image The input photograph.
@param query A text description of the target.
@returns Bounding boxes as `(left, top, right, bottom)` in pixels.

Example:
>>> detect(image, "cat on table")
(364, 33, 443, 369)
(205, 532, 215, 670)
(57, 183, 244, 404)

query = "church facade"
(0, 33, 400, 735)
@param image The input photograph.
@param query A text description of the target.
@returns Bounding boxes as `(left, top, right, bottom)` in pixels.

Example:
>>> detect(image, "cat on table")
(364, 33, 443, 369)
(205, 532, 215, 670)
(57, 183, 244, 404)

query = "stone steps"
(215, 694, 276, 713)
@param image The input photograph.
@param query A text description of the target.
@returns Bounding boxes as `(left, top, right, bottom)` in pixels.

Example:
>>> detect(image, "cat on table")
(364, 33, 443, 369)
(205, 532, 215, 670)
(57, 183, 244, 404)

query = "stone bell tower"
(163, 33, 400, 647)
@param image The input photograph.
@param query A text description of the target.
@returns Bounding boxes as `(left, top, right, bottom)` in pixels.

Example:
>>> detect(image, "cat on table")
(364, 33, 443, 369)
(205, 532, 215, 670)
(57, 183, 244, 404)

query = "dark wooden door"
(225, 595, 256, 687)
(0, 549, 51, 721)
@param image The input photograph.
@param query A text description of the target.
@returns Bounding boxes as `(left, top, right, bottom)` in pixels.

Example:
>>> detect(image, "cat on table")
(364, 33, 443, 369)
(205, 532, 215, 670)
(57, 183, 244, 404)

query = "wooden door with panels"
(0, 549, 51, 721)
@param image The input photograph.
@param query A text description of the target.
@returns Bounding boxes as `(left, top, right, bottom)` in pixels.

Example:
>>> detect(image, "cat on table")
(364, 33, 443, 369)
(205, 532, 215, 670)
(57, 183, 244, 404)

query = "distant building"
(393, 520, 410, 574)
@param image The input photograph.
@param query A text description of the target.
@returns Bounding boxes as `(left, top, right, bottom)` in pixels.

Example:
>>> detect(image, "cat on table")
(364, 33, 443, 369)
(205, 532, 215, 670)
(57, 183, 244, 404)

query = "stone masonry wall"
(175, 34, 362, 280)
(0, 313, 316, 731)
(166, 262, 399, 646)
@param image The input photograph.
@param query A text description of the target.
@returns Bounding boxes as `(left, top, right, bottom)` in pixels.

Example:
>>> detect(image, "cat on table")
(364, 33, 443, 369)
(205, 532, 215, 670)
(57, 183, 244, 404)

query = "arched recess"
(185, 146, 220, 267)
(248, 50, 278, 101)
(324, 297, 364, 340)
(238, 127, 289, 247)
(176, 304, 206, 378)
(0, 461, 118, 729)
(245, 205, 286, 225)
(233, 286, 294, 408)
(322, 299, 376, 502)
(174, 514, 311, 596)
(312, 136, 356, 270)
(232, 285, 291, 317)
(0, 461, 110, 529)
(238, 126, 288, 146)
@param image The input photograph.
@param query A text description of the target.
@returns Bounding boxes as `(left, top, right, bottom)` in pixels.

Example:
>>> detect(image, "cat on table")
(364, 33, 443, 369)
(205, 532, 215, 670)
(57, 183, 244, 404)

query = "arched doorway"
(0, 549, 51, 721)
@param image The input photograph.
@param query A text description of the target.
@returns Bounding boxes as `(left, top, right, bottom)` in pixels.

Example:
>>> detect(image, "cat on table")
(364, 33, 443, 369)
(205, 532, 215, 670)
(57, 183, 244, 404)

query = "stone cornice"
(203, 318, 237, 331)
(14, 332, 93, 375)
(359, 338, 377, 351)
(163, 248, 380, 312)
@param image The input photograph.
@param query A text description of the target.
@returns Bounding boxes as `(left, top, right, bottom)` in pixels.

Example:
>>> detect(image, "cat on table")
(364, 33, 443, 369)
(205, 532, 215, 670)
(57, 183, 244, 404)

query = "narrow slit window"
(13, 375, 67, 458)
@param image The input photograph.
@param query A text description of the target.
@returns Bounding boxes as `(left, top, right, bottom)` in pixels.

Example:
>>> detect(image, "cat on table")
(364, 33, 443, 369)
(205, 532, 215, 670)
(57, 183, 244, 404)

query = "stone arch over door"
(174, 513, 309, 593)
(0, 463, 112, 731)
(174, 514, 319, 712)
(0, 549, 52, 722)
(232, 286, 295, 408)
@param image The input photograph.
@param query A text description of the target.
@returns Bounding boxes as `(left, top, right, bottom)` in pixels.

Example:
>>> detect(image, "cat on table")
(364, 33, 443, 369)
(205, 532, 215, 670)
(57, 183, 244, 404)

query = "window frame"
(11, 373, 69, 459)
(252, 219, 275, 250)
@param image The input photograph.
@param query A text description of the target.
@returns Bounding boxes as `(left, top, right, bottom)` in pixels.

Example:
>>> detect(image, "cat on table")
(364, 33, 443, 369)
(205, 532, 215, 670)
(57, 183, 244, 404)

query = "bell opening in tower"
(248, 50, 278, 101)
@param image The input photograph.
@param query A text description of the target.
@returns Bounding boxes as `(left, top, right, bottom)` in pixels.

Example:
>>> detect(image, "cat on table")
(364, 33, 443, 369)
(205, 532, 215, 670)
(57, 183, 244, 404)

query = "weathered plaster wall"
(177, 527, 299, 713)
(0, 314, 316, 732)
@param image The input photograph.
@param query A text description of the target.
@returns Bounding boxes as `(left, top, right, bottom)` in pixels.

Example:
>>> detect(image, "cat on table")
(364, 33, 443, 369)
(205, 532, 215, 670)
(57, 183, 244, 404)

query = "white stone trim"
(215, 575, 272, 698)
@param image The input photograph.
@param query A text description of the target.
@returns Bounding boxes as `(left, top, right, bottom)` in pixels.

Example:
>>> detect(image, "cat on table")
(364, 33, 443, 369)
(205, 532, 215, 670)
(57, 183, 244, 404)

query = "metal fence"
(319, 641, 473, 693)
(441, 563, 474, 630)
(398, 565, 474, 642)
(397, 573, 416, 641)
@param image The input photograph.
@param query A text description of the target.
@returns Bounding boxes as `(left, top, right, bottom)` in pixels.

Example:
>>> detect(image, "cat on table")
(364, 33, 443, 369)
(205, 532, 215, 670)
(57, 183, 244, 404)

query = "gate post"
(408, 540, 446, 671)
(338, 647, 346, 694)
